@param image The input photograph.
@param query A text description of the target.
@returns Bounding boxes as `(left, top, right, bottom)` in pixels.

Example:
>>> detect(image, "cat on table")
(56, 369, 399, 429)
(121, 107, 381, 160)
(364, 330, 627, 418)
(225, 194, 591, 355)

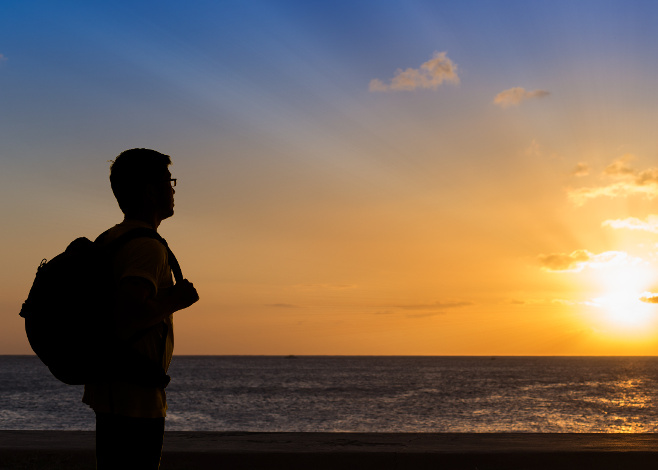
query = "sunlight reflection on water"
(3, 356, 658, 431)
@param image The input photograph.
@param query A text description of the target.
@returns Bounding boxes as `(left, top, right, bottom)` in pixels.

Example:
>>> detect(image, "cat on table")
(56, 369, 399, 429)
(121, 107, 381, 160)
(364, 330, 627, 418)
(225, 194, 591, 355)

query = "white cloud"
(493, 87, 549, 108)
(568, 156, 658, 206)
(0, 54, 6, 62)
(568, 181, 658, 206)
(538, 249, 632, 273)
(602, 215, 658, 233)
(369, 51, 459, 92)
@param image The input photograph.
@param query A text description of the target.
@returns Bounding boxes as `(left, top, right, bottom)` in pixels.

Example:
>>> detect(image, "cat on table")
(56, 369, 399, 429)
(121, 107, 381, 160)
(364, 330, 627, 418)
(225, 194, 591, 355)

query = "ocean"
(2, 355, 658, 432)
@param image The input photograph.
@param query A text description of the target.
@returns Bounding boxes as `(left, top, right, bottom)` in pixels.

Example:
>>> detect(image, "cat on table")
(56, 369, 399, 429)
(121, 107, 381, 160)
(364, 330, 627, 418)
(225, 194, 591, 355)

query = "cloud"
(368, 79, 388, 92)
(493, 87, 550, 108)
(397, 300, 474, 318)
(293, 283, 357, 290)
(405, 311, 446, 319)
(640, 293, 658, 304)
(567, 156, 658, 206)
(551, 299, 578, 306)
(372, 300, 473, 318)
(0, 54, 6, 62)
(538, 250, 591, 272)
(369, 51, 459, 92)
(567, 182, 657, 205)
(572, 162, 590, 177)
(635, 168, 658, 185)
(538, 249, 632, 272)
(603, 154, 635, 177)
(519, 298, 588, 306)
(602, 215, 658, 233)
(394, 300, 474, 310)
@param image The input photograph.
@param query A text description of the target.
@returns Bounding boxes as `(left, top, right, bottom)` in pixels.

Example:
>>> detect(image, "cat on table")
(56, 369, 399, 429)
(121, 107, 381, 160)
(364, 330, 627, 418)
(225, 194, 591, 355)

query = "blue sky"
(4, 0, 658, 158)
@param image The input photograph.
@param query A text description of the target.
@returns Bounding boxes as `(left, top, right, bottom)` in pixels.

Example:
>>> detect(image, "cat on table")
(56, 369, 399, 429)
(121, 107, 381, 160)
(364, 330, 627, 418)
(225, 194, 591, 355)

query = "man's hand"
(114, 277, 199, 334)
(170, 279, 199, 311)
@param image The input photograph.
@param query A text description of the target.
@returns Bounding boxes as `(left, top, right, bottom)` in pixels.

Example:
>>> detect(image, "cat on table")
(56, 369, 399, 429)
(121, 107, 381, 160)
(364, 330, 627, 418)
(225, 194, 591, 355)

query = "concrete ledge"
(2, 431, 658, 469)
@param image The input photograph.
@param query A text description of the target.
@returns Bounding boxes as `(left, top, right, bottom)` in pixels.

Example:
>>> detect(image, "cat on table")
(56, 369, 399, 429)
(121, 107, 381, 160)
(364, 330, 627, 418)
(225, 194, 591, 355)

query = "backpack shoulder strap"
(97, 227, 184, 283)
(98, 227, 182, 362)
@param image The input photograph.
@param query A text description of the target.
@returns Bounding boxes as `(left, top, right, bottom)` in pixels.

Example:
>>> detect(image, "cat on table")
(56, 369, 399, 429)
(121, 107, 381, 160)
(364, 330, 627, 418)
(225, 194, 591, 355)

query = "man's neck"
(124, 214, 162, 230)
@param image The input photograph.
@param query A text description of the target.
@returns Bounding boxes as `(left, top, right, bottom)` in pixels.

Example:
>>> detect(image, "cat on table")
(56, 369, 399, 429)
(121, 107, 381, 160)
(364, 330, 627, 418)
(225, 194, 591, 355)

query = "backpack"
(19, 227, 183, 388)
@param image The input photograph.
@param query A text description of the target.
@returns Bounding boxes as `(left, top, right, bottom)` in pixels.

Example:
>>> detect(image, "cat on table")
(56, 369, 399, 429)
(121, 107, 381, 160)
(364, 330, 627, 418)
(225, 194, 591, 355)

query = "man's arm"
(113, 277, 199, 334)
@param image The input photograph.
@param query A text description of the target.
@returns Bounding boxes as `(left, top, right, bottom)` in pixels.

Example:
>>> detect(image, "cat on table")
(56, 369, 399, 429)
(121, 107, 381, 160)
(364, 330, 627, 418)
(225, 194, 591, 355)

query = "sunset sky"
(5, 0, 658, 355)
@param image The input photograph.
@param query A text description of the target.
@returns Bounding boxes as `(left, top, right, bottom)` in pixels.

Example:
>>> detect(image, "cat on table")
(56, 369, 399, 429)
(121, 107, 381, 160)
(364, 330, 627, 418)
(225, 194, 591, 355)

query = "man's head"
(110, 148, 175, 222)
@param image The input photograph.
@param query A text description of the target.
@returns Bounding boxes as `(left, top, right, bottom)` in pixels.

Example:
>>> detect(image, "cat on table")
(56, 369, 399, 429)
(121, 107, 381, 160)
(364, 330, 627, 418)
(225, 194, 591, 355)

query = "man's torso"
(82, 219, 174, 418)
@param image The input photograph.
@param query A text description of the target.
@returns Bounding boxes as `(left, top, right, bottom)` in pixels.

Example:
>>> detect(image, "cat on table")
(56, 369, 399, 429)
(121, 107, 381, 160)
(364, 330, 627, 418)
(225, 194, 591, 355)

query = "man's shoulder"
(109, 222, 171, 291)
(103, 221, 168, 265)
(103, 220, 162, 246)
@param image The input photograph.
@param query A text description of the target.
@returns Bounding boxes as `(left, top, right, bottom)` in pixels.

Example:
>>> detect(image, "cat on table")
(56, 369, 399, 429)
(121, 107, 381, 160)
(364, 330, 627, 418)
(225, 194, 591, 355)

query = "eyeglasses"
(168, 178, 177, 187)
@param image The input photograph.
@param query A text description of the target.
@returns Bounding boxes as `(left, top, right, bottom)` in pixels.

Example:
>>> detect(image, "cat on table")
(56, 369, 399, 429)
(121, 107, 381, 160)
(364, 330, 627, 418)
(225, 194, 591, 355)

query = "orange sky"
(5, 1, 658, 355)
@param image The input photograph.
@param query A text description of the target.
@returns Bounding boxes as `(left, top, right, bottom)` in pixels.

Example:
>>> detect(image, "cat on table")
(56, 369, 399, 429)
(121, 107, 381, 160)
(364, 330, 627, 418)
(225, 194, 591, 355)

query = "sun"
(592, 292, 654, 329)
(590, 263, 657, 330)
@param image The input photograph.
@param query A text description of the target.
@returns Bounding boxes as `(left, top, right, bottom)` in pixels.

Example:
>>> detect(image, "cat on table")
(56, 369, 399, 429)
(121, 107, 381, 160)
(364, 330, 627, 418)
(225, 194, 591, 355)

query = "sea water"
(2, 355, 658, 432)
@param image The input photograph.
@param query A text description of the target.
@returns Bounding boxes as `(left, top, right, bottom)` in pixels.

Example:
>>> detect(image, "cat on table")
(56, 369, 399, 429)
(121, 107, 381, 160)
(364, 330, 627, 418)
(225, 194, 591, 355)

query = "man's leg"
(95, 411, 165, 470)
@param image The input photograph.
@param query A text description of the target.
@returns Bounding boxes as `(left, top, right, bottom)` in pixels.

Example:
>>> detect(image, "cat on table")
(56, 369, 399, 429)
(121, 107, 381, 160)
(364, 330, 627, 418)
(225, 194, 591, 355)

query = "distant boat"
(285, 355, 297, 359)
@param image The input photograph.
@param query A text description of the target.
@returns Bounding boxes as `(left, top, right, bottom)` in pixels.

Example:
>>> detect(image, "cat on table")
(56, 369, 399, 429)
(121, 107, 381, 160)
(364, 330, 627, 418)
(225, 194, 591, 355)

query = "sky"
(5, 0, 658, 355)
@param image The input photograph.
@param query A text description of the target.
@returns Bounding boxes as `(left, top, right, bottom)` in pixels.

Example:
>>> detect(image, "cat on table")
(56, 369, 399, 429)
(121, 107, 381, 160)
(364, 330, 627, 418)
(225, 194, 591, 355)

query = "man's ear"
(143, 183, 158, 207)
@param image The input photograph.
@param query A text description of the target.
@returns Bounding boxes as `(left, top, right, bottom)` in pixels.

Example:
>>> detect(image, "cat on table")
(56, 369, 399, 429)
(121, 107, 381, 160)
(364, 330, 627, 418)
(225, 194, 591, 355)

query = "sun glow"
(592, 292, 654, 329)
(590, 263, 657, 330)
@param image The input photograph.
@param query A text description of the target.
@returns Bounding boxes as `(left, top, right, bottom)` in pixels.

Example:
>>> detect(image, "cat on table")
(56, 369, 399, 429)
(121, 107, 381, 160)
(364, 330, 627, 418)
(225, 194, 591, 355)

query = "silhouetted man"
(83, 148, 199, 469)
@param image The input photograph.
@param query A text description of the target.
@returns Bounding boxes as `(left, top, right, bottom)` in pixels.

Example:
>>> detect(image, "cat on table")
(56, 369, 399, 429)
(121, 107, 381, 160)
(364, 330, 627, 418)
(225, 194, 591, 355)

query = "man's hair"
(110, 148, 172, 216)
